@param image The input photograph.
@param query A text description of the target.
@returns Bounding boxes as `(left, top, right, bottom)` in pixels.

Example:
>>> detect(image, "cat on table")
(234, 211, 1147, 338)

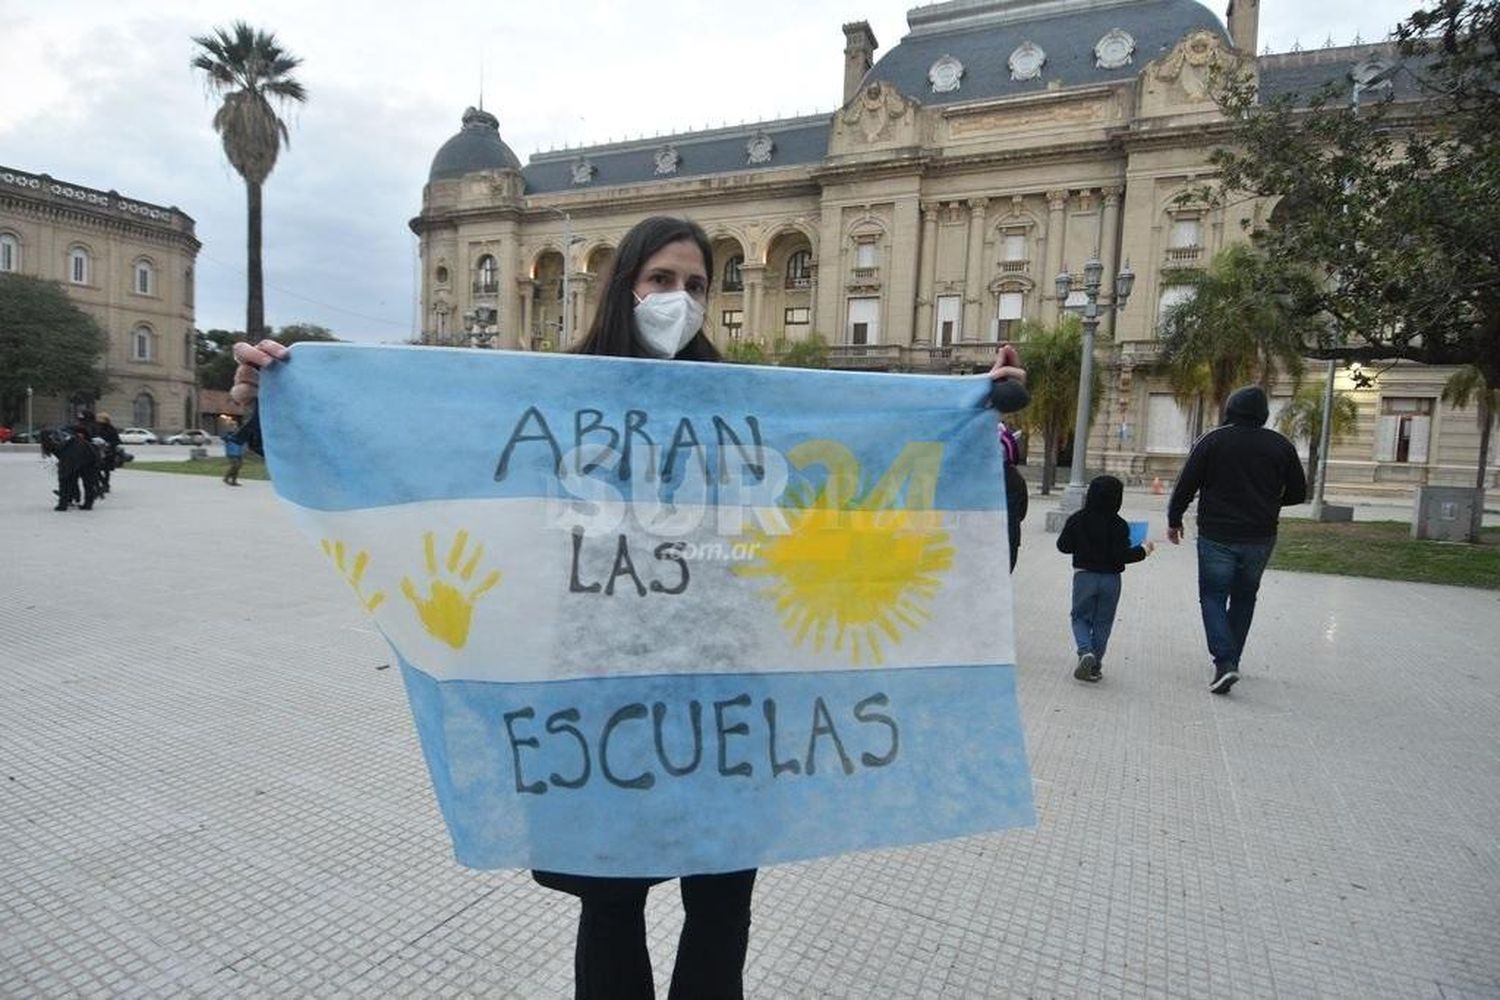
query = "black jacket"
(1167, 386, 1308, 543)
(1056, 476, 1147, 573)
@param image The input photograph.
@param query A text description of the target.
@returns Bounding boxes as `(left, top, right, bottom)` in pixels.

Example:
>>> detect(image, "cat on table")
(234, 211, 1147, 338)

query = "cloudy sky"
(1, 0, 1416, 343)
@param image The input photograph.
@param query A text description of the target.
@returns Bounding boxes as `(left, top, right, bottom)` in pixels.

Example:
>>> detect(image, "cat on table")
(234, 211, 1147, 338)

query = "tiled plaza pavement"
(1, 452, 1497, 999)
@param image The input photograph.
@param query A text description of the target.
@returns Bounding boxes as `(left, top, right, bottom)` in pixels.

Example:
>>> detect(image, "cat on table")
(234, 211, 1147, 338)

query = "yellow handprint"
(321, 538, 387, 613)
(400, 529, 502, 649)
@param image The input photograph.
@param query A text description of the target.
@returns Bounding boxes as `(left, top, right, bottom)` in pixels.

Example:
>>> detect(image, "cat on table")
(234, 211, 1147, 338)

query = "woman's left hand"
(989, 342, 1025, 383)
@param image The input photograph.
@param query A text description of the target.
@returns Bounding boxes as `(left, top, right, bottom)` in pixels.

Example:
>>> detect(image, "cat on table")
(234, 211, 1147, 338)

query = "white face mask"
(632, 290, 705, 358)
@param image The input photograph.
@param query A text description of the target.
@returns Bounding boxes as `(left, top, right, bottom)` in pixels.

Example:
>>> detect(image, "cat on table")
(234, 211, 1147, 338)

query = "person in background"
(989, 342, 1030, 572)
(222, 418, 245, 486)
(1056, 474, 1153, 682)
(1166, 385, 1307, 695)
(94, 412, 121, 495)
(46, 417, 100, 511)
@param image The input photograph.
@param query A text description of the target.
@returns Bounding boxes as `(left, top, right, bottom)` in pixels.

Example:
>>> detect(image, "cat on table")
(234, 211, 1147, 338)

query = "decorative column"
(815, 208, 842, 339)
(517, 278, 535, 349)
(915, 204, 939, 343)
(569, 284, 586, 347)
(1100, 186, 1124, 337)
(575, 275, 595, 341)
(741, 263, 765, 343)
(890, 195, 920, 347)
(1045, 189, 1069, 322)
(962, 197, 988, 340)
(495, 226, 519, 349)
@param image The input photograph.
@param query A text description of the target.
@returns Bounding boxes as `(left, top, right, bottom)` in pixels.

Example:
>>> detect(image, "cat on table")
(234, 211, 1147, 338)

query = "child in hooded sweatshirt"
(1056, 474, 1153, 682)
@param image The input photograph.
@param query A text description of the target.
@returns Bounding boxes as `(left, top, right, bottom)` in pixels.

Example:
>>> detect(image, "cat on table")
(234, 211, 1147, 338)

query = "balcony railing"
(472, 279, 500, 294)
(784, 267, 816, 290)
(1164, 245, 1202, 265)
(828, 344, 904, 369)
(999, 259, 1029, 274)
(852, 267, 880, 282)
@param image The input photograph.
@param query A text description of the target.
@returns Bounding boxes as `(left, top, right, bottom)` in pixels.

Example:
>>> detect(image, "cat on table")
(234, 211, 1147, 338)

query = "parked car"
(118, 427, 159, 445)
(165, 429, 214, 446)
(0, 426, 12, 443)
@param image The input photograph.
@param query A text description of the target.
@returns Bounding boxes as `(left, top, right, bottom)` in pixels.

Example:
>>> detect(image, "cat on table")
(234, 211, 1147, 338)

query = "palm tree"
(192, 22, 307, 342)
(1441, 365, 1496, 542)
(1163, 358, 1222, 441)
(1275, 382, 1358, 487)
(1012, 314, 1102, 494)
(1160, 244, 1320, 418)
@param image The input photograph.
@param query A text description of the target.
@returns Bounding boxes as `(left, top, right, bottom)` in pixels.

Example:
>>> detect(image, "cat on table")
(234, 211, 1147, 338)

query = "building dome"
(428, 107, 522, 182)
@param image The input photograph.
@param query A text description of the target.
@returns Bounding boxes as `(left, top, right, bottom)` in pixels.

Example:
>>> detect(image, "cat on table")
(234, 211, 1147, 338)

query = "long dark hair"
(573, 216, 721, 361)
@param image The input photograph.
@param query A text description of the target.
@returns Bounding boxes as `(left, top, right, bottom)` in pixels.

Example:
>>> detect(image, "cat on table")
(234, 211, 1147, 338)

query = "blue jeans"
(1070, 571, 1122, 659)
(1196, 537, 1274, 667)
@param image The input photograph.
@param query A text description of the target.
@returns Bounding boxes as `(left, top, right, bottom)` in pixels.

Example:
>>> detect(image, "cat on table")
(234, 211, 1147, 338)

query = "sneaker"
(1209, 664, 1240, 695)
(1074, 653, 1098, 682)
(1089, 658, 1103, 682)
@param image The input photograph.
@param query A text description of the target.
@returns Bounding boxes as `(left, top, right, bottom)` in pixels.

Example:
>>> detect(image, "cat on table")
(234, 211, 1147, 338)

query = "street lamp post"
(1049, 253, 1135, 521)
(26, 385, 33, 440)
(542, 207, 581, 350)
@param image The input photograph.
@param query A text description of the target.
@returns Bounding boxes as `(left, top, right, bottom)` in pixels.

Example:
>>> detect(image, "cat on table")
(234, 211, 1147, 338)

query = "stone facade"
(0, 165, 200, 434)
(410, 0, 1497, 498)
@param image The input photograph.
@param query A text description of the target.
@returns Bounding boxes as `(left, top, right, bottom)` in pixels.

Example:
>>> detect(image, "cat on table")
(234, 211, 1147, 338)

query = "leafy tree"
(776, 332, 830, 369)
(1275, 382, 1360, 487)
(192, 22, 307, 342)
(1011, 314, 1102, 494)
(195, 323, 336, 391)
(196, 328, 240, 390)
(722, 340, 768, 365)
(0, 274, 108, 427)
(275, 322, 338, 345)
(1159, 244, 1319, 418)
(1205, 0, 1499, 389)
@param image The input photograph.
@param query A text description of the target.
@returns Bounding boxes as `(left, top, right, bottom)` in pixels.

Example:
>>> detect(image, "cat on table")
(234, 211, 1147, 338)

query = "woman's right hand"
(230, 339, 289, 406)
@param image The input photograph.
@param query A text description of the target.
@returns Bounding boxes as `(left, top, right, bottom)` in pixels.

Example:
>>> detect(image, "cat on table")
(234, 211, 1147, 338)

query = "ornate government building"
(411, 0, 1497, 496)
(1, 167, 200, 433)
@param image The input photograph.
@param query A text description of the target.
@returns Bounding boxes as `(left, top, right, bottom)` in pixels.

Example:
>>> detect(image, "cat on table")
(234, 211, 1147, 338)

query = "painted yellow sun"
(734, 440, 954, 665)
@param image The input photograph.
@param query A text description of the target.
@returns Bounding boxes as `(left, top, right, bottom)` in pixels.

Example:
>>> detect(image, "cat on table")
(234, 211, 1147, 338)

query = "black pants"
(545, 870, 756, 1000)
(57, 467, 98, 509)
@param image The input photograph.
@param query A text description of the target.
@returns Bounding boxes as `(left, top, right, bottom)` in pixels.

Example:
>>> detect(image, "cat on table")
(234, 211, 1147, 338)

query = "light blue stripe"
(261, 344, 1004, 513)
(399, 659, 1035, 874)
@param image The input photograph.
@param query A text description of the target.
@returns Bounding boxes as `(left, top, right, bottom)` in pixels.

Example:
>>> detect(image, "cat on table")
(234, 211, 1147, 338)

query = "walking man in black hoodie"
(1167, 386, 1308, 694)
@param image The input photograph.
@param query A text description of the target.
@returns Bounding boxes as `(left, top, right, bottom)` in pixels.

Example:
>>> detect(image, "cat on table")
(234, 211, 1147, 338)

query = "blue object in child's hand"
(1128, 521, 1149, 547)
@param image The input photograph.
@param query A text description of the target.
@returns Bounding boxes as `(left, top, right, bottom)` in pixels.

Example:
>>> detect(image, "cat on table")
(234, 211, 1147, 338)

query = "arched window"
(69, 247, 91, 285)
(132, 391, 156, 429)
(0, 233, 18, 273)
(475, 254, 498, 293)
(133, 258, 155, 295)
(131, 325, 155, 362)
(723, 255, 744, 292)
(785, 250, 813, 288)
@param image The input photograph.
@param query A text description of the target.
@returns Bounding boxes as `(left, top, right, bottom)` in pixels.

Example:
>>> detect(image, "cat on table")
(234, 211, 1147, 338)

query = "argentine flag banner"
(263, 343, 1034, 876)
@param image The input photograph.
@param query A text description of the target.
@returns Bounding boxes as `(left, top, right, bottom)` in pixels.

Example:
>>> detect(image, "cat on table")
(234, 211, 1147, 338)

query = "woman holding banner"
(232, 214, 1025, 1000)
